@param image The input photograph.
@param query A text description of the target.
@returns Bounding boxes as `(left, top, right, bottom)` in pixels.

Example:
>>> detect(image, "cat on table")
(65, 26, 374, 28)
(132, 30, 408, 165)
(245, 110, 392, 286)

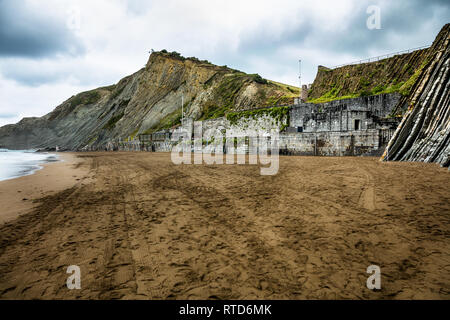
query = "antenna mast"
(299, 59, 302, 100)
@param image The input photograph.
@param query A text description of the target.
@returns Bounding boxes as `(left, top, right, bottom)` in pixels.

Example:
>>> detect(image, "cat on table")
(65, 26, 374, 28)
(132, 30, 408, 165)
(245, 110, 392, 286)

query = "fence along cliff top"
(331, 45, 430, 70)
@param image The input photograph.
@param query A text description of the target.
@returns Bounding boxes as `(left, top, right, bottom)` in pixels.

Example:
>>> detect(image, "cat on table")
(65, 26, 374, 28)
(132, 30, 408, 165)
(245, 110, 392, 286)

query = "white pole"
(299, 59, 302, 100)
(181, 93, 184, 126)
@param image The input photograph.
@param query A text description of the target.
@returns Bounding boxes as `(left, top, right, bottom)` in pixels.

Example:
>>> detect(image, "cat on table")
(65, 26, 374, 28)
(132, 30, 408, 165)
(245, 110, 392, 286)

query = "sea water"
(0, 149, 59, 182)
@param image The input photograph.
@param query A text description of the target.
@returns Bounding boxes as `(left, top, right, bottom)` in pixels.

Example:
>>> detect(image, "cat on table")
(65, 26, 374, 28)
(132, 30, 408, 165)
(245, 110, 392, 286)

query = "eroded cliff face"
(309, 47, 429, 108)
(383, 24, 450, 168)
(0, 51, 298, 150)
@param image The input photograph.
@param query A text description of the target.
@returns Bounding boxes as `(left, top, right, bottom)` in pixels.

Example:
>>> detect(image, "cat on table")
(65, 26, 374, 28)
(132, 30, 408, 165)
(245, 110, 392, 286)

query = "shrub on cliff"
(251, 74, 268, 84)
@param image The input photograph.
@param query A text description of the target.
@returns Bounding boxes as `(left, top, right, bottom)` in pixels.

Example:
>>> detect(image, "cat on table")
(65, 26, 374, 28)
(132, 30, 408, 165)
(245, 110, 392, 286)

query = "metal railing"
(331, 45, 430, 70)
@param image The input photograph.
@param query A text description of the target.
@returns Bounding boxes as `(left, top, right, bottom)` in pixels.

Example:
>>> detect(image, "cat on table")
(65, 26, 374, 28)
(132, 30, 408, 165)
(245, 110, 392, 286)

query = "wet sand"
(0, 152, 449, 299)
(0, 153, 91, 224)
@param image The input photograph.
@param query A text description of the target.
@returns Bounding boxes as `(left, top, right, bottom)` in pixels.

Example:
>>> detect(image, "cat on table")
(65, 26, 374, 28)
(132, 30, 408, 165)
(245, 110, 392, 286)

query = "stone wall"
(279, 129, 392, 156)
(111, 93, 400, 157)
(290, 93, 402, 132)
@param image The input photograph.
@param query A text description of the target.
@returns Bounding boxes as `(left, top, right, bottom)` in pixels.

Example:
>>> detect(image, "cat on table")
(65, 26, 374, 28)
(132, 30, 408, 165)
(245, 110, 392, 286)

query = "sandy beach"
(0, 152, 449, 299)
(0, 153, 92, 224)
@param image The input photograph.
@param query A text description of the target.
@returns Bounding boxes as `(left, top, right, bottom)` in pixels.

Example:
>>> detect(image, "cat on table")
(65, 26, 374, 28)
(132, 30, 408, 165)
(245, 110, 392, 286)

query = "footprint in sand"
(358, 185, 376, 211)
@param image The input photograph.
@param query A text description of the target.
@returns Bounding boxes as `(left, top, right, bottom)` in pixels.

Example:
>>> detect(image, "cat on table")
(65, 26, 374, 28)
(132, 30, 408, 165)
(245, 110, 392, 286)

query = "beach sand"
(0, 153, 92, 224)
(0, 152, 449, 299)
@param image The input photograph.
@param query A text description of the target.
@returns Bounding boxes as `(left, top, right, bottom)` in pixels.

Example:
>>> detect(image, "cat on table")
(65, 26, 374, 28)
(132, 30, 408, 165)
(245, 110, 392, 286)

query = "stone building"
(124, 93, 403, 157)
(289, 93, 401, 133)
(280, 93, 402, 156)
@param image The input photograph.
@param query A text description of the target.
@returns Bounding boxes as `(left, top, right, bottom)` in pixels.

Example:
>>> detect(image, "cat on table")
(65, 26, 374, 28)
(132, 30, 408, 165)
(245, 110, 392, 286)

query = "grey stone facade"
(278, 129, 395, 156)
(111, 93, 402, 157)
(289, 93, 402, 133)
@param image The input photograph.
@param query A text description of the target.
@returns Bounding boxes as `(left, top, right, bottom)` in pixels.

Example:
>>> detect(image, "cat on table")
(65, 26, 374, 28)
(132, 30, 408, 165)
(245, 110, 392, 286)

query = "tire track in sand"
(149, 166, 306, 299)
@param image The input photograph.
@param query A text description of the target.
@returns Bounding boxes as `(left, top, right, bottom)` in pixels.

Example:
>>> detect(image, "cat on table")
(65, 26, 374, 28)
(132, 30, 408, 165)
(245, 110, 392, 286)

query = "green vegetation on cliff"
(308, 48, 429, 104)
(103, 112, 124, 130)
(226, 106, 290, 126)
(68, 90, 102, 108)
(198, 71, 297, 120)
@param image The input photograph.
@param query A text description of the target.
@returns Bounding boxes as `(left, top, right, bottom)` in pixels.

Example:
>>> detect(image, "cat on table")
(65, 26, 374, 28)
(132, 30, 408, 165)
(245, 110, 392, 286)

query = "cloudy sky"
(0, 0, 448, 126)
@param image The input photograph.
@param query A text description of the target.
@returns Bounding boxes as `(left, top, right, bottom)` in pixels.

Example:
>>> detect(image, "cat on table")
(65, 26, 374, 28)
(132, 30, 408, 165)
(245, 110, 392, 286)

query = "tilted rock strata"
(383, 24, 450, 168)
(0, 52, 296, 150)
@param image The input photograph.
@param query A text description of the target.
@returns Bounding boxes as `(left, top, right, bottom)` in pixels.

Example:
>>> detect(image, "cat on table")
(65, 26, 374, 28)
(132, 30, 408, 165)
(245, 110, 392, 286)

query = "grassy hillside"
(308, 48, 430, 104)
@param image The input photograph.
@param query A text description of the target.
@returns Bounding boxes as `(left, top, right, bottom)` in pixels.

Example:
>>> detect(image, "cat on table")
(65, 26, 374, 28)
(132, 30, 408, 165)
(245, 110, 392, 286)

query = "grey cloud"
(0, 66, 65, 87)
(303, 0, 449, 56)
(229, 0, 448, 80)
(0, 58, 122, 87)
(0, 112, 17, 119)
(212, 0, 448, 84)
(237, 20, 312, 57)
(0, 0, 448, 90)
(0, 0, 85, 58)
(124, 0, 155, 15)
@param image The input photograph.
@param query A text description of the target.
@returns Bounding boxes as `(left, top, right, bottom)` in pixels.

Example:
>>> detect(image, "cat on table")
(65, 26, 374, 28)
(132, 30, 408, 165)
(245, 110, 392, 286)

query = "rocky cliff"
(0, 51, 299, 150)
(382, 24, 450, 168)
(308, 46, 430, 110)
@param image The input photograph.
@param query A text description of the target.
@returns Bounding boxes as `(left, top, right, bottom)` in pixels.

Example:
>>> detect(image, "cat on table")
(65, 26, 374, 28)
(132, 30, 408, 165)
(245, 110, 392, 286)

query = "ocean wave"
(0, 150, 59, 181)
